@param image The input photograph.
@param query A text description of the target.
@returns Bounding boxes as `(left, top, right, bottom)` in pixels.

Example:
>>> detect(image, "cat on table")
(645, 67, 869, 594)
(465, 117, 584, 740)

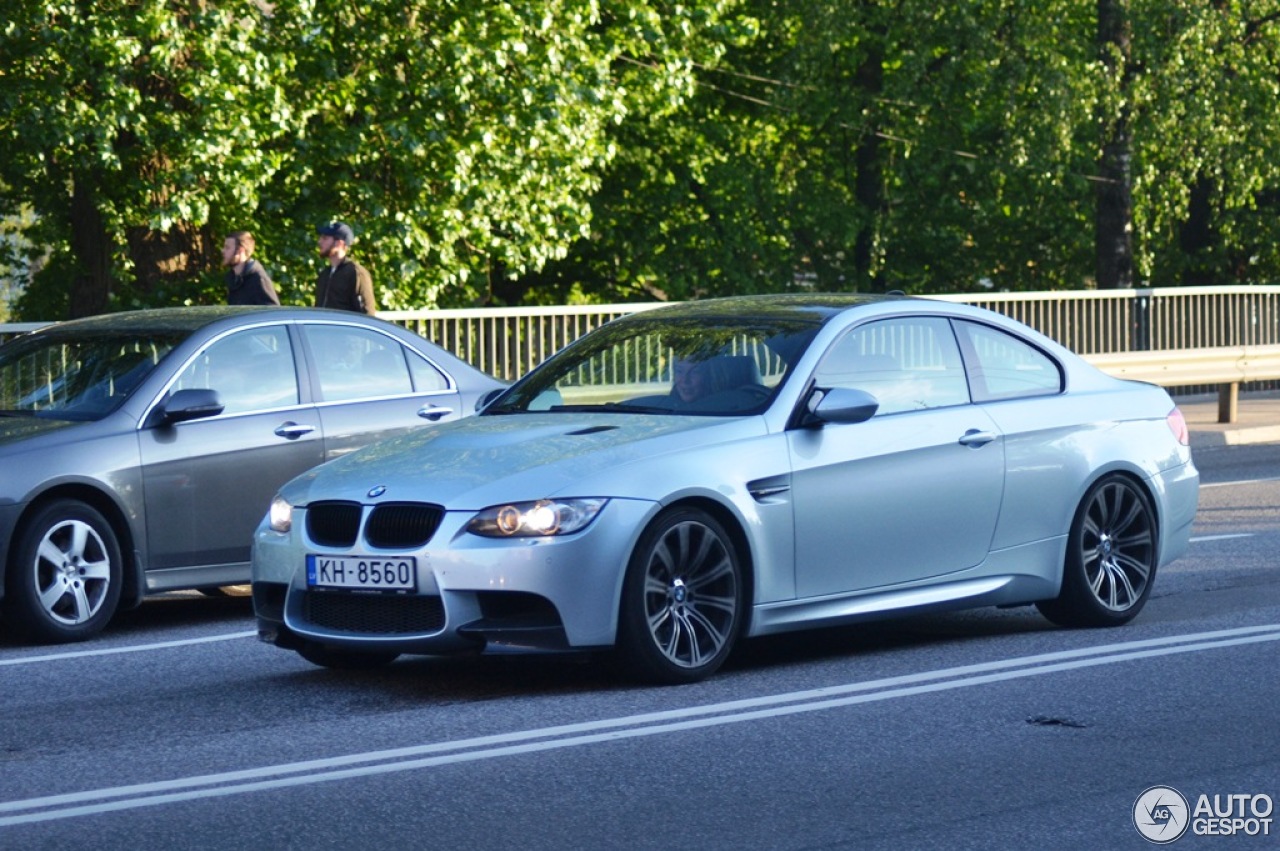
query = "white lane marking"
(1189, 533, 1255, 542)
(1201, 476, 1280, 489)
(0, 632, 256, 667)
(3, 623, 1278, 826)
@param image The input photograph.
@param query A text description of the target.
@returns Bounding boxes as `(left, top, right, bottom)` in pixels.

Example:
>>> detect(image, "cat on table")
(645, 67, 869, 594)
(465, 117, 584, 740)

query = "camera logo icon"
(1134, 786, 1190, 843)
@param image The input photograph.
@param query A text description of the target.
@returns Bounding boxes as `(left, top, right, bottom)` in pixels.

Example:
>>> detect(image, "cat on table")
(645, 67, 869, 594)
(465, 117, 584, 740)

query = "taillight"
(1166, 407, 1190, 446)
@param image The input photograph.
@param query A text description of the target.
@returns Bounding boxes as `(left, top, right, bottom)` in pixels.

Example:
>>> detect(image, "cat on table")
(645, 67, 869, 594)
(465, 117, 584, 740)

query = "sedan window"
(304, 325, 415, 402)
(406, 349, 449, 393)
(816, 317, 970, 414)
(172, 326, 298, 415)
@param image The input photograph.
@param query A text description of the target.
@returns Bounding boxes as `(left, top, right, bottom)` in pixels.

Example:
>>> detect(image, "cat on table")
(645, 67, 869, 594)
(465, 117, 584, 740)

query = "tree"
(0, 1, 731, 316)
(0, 1, 303, 317)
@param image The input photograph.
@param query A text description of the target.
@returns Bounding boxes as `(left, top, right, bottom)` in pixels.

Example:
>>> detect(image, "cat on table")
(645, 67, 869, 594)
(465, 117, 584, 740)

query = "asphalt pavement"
(1178, 389, 1280, 448)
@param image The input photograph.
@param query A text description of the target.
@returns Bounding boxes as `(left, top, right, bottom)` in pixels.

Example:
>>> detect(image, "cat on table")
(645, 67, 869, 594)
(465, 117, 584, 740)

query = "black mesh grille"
(365, 502, 444, 549)
(307, 501, 362, 548)
(304, 591, 446, 635)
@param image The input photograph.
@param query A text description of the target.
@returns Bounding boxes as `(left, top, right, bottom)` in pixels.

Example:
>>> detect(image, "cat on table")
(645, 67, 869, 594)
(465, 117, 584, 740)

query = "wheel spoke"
(643, 573, 669, 597)
(684, 607, 729, 653)
(647, 603, 672, 635)
(69, 521, 91, 561)
(1108, 562, 1139, 606)
(1114, 527, 1153, 550)
(80, 557, 112, 581)
(36, 537, 66, 567)
(1110, 488, 1140, 526)
(68, 584, 93, 623)
(672, 611, 706, 665)
(691, 592, 737, 618)
(1114, 553, 1151, 587)
(38, 582, 68, 613)
(687, 554, 733, 591)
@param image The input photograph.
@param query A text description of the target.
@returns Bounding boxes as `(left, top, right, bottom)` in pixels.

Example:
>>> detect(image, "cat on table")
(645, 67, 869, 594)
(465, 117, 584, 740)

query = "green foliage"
(6, 0, 1280, 319)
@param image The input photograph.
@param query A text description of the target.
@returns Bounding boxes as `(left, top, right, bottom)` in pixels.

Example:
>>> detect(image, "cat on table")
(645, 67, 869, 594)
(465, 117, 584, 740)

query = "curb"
(1191, 425, 1280, 448)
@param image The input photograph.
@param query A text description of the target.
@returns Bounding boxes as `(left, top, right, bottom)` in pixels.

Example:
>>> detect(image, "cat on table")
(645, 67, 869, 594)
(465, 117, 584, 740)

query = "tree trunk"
(1179, 176, 1216, 285)
(852, 47, 886, 293)
(126, 222, 214, 302)
(68, 178, 112, 318)
(1095, 0, 1134, 290)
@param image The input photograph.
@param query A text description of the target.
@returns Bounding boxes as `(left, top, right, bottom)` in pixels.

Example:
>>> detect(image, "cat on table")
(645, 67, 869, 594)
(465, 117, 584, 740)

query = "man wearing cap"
(315, 221, 377, 314)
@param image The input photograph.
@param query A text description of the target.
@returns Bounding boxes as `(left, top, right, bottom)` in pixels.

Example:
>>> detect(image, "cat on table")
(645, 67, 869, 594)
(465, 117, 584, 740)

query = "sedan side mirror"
(158, 388, 225, 424)
(477, 386, 507, 412)
(802, 386, 879, 427)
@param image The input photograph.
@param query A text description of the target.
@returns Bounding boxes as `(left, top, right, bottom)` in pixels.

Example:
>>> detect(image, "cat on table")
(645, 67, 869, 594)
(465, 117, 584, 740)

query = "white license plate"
(306, 555, 417, 592)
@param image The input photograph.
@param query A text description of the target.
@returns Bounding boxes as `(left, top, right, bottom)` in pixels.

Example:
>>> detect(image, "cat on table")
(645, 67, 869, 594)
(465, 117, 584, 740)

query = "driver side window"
(817, 318, 969, 415)
(173, 327, 298, 416)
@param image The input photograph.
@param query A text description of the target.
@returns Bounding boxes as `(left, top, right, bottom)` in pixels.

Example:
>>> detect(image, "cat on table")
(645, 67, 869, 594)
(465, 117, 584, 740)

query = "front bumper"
(251, 497, 658, 655)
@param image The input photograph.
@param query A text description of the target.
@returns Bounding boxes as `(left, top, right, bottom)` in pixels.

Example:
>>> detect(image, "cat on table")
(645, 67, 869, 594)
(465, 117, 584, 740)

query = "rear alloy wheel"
(1038, 475, 1157, 628)
(296, 642, 400, 670)
(618, 507, 743, 684)
(6, 499, 123, 643)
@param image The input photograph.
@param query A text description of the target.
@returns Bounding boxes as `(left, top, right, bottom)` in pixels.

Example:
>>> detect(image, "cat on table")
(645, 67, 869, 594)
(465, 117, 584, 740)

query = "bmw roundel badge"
(367, 485, 387, 498)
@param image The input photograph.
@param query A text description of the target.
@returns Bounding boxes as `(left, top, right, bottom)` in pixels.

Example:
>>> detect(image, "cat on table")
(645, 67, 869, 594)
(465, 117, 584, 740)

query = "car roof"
(28, 306, 386, 337)
(625, 293, 911, 325)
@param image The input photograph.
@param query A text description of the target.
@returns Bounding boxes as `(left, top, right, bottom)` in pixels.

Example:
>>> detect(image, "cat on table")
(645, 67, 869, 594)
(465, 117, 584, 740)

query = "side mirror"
(476, 386, 507, 412)
(802, 386, 879, 427)
(158, 388, 225, 424)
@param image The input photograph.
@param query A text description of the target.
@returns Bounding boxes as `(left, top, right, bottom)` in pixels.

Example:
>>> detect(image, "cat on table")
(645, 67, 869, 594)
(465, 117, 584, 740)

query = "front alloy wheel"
(618, 507, 743, 684)
(6, 499, 123, 643)
(1038, 475, 1157, 628)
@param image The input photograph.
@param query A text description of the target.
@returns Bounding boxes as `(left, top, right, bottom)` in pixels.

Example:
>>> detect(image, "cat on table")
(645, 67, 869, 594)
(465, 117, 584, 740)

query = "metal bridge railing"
(5, 286, 1280, 384)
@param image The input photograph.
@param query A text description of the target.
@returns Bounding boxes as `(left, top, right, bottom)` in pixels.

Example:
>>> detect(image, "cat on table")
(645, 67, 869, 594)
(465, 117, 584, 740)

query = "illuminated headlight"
(268, 495, 294, 533)
(467, 498, 607, 538)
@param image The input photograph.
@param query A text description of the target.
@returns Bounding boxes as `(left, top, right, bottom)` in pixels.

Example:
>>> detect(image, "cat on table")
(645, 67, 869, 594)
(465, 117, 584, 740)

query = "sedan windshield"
(0, 331, 186, 420)
(486, 314, 821, 416)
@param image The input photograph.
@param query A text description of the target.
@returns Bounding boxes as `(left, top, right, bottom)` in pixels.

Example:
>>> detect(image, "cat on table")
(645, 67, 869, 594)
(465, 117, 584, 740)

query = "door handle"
(274, 422, 316, 439)
(417, 404, 454, 422)
(958, 429, 997, 447)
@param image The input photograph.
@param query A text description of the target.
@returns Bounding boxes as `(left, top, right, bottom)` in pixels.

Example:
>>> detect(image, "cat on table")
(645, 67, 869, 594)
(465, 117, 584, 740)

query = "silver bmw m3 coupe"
(252, 294, 1200, 683)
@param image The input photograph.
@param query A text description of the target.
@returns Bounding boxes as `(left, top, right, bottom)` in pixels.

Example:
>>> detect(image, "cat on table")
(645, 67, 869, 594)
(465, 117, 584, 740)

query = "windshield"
(486, 314, 821, 416)
(0, 330, 186, 421)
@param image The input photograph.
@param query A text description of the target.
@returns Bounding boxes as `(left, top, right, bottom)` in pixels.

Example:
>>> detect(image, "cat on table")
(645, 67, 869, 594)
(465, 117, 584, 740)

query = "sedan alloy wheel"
(6, 500, 123, 643)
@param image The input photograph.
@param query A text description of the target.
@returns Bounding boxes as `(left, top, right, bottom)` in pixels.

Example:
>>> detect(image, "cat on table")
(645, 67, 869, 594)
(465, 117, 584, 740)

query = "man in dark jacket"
(315, 221, 377, 314)
(223, 230, 280, 305)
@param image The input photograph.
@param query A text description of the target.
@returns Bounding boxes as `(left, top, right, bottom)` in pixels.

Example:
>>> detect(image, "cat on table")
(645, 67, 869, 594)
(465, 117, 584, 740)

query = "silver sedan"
(252, 294, 1200, 683)
(0, 306, 505, 643)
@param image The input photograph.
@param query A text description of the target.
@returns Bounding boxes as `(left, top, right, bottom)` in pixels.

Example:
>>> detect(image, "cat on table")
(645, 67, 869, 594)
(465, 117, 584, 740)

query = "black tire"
(1037, 475, 1158, 628)
(6, 499, 123, 643)
(617, 506, 744, 684)
(296, 642, 400, 670)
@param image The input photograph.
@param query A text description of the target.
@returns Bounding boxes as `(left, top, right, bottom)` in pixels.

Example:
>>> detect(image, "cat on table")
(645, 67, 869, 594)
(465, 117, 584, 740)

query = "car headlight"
(467, 498, 607, 538)
(268, 495, 294, 533)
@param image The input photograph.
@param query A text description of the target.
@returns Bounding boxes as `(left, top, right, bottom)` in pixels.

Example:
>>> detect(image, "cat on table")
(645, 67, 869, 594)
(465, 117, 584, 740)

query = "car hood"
(282, 412, 767, 509)
(0, 415, 81, 450)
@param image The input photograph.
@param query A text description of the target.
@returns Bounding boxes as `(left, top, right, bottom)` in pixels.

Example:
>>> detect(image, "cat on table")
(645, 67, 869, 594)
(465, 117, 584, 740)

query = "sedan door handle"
(958, 429, 997, 448)
(417, 404, 454, 422)
(274, 422, 316, 439)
